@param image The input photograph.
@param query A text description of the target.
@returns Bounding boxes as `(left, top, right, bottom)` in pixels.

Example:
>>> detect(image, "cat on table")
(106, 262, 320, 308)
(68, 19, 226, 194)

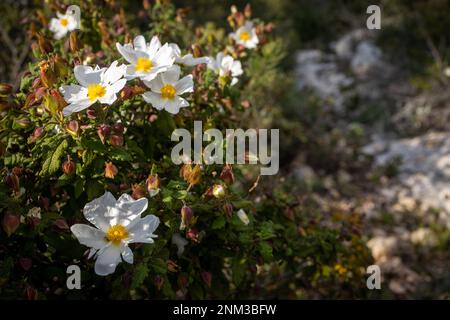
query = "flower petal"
(83, 191, 117, 231)
(103, 61, 126, 84)
(127, 215, 160, 244)
(175, 75, 194, 95)
(161, 65, 180, 84)
(121, 246, 134, 264)
(133, 35, 147, 52)
(116, 43, 138, 64)
(142, 92, 165, 110)
(114, 195, 148, 227)
(62, 99, 93, 116)
(94, 244, 122, 276)
(74, 65, 104, 87)
(70, 224, 107, 249)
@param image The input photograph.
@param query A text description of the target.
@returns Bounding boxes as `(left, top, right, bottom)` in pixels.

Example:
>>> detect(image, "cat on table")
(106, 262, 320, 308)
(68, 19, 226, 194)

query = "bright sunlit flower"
(49, 12, 78, 40)
(207, 52, 243, 86)
(230, 21, 259, 49)
(142, 65, 194, 114)
(116, 35, 175, 82)
(60, 61, 126, 116)
(169, 43, 210, 66)
(70, 192, 160, 276)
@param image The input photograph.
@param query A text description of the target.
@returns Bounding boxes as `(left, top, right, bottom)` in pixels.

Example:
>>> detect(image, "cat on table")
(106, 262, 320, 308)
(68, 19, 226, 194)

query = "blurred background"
(1, 0, 450, 298)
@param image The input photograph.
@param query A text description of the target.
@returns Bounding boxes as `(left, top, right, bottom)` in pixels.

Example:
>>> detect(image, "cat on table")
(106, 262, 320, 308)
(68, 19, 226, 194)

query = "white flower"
(116, 35, 175, 82)
(169, 43, 210, 66)
(171, 233, 188, 257)
(236, 209, 250, 225)
(207, 52, 243, 86)
(142, 65, 194, 114)
(70, 192, 160, 276)
(60, 61, 126, 116)
(230, 21, 259, 49)
(49, 12, 78, 40)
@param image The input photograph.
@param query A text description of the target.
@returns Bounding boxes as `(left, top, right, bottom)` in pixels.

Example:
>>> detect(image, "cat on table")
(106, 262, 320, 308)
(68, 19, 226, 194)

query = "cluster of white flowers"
(53, 8, 259, 118)
(51, 10, 260, 276)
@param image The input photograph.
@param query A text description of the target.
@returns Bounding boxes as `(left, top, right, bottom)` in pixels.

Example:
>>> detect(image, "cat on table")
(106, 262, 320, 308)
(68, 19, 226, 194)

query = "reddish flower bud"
(180, 205, 193, 230)
(66, 120, 79, 137)
(25, 286, 38, 300)
(2, 213, 20, 237)
(112, 123, 124, 134)
(186, 228, 199, 242)
(97, 124, 111, 144)
(0, 83, 12, 95)
(37, 33, 53, 54)
(19, 257, 32, 271)
(220, 164, 234, 184)
(33, 127, 44, 139)
(146, 174, 160, 197)
(154, 275, 164, 291)
(69, 31, 79, 52)
(167, 260, 180, 273)
(131, 184, 147, 200)
(53, 218, 69, 231)
(86, 108, 96, 119)
(5, 172, 20, 192)
(223, 202, 233, 218)
(104, 161, 118, 179)
(109, 134, 124, 147)
(177, 274, 189, 289)
(62, 157, 75, 175)
(201, 271, 212, 288)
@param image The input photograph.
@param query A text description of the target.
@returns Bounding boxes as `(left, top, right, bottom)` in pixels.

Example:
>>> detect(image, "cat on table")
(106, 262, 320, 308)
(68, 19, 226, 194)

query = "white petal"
(142, 92, 165, 110)
(98, 93, 117, 105)
(83, 191, 117, 231)
(94, 244, 122, 276)
(169, 43, 181, 58)
(74, 65, 104, 86)
(62, 99, 93, 116)
(172, 233, 188, 257)
(154, 43, 175, 68)
(70, 224, 107, 249)
(175, 75, 194, 95)
(164, 97, 188, 114)
(231, 61, 243, 77)
(59, 84, 86, 102)
(103, 61, 126, 84)
(161, 65, 180, 84)
(147, 36, 162, 57)
(121, 246, 134, 264)
(133, 35, 147, 52)
(144, 75, 164, 92)
(116, 43, 138, 64)
(115, 195, 148, 227)
(127, 215, 160, 244)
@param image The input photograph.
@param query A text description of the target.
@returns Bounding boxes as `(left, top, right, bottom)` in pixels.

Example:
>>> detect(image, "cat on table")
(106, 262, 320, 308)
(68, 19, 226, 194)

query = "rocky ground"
(294, 29, 450, 298)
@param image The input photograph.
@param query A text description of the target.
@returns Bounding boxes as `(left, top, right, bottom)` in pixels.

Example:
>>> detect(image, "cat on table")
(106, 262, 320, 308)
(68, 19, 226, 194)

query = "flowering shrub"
(0, 0, 373, 299)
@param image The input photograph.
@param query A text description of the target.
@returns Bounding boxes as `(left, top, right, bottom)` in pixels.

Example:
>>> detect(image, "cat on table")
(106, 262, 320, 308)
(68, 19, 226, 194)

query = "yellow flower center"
(60, 18, 69, 27)
(160, 84, 177, 100)
(87, 83, 106, 102)
(106, 224, 129, 246)
(135, 57, 153, 72)
(239, 31, 251, 41)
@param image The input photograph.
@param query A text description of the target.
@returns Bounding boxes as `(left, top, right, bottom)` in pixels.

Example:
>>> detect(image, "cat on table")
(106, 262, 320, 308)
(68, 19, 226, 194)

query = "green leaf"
(212, 216, 226, 230)
(40, 139, 68, 176)
(258, 241, 273, 261)
(231, 257, 246, 286)
(86, 180, 103, 200)
(131, 264, 149, 289)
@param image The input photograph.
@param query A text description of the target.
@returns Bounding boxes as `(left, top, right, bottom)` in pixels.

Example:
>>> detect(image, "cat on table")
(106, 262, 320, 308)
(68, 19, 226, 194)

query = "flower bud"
(167, 260, 180, 273)
(222, 202, 233, 218)
(104, 161, 118, 179)
(220, 164, 234, 184)
(0, 83, 12, 95)
(69, 31, 79, 52)
(131, 184, 147, 200)
(113, 123, 124, 134)
(109, 134, 124, 147)
(14, 118, 31, 128)
(5, 172, 20, 192)
(66, 120, 79, 137)
(2, 212, 20, 237)
(146, 174, 160, 197)
(33, 127, 44, 139)
(201, 271, 212, 288)
(177, 274, 189, 289)
(154, 275, 164, 291)
(212, 184, 225, 198)
(62, 157, 75, 175)
(186, 228, 199, 242)
(180, 205, 193, 230)
(180, 164, 201, 187)
(86, 108, 96, 119)
(53, 218, 69, 231)
(19, 257, 32, 271)
(97, 124, 110, 144)
(37, 33, 53, 54)
(25, 286, 38, 300)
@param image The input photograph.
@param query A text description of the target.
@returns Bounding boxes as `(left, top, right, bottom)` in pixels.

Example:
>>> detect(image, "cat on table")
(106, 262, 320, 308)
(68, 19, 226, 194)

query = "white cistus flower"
(169, 43, 210, 66)
(49, 12, 78, 40)
(230, 21, 259, 49)
(237, 209, 250, 225)
(70, 192, 160, 276)
(171, 233, 188, 257)
(142, 65, 194, 114)
(116, 35, 175, 82)
(207, 52, 243, 86)
(60, 61, 126, 116)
